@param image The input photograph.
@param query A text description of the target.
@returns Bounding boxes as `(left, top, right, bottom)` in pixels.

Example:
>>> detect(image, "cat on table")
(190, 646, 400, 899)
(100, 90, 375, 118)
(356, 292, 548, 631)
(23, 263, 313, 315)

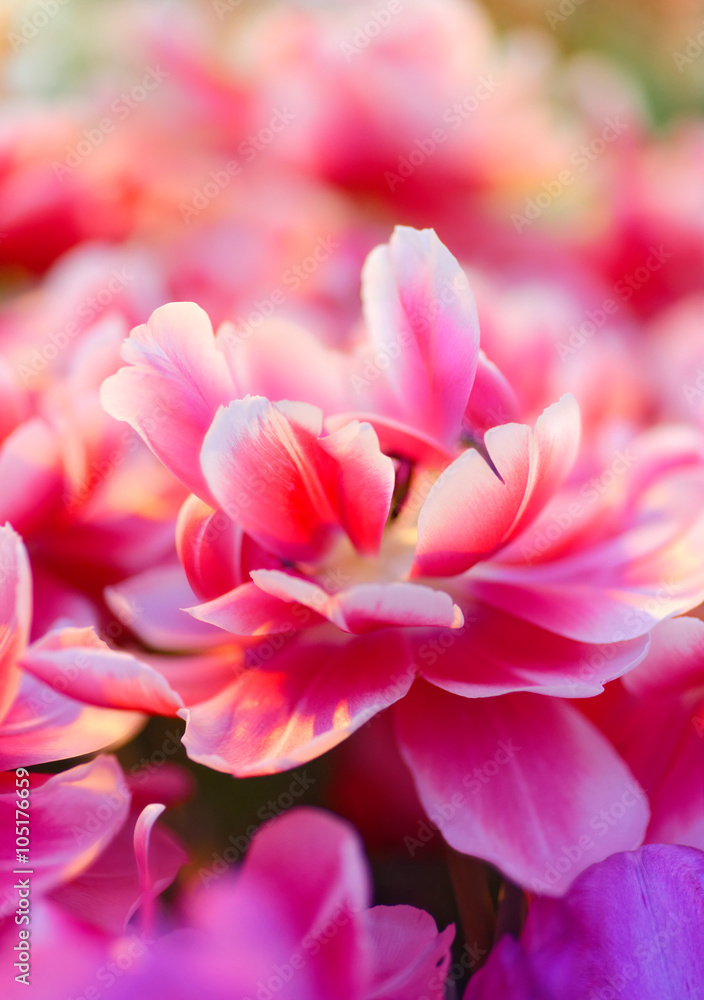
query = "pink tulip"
(101, 226, 704, 891)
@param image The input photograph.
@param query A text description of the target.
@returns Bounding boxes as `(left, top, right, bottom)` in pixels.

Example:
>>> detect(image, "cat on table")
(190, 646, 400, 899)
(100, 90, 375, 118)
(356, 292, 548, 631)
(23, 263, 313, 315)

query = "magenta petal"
(0, 756, 130, 905)
(100, 302, 234, 502)
(395, 682, 649, 894)
(463, 935, 540, 1000)
(20, 626, 184, 715)
(48, 802, 186, 934)
(622, 616, 704, 697)
(363, 905, 455, 1000)
(415, 600, 649, 697)
(0, 525, 31, 722)
(470, 845, 704, 1000)
(180, 629, 415, 775)
(413, 395, 580, 577)
(464, 350, 520, 438)
(362, 226, 480, 447)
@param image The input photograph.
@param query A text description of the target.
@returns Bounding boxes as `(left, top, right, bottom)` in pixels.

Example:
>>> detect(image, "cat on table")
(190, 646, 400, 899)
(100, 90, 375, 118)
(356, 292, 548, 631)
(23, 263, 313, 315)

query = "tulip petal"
(201, 397, 393, 561)
(395, 681, 649, 894)
(100, 302, 234, 502)
(412, 395, 580, 578)
(20, 626, 184, 715)
(362, 226, 479, 446)
(0, 756, 130, 907)
(180, 628, 415, 775)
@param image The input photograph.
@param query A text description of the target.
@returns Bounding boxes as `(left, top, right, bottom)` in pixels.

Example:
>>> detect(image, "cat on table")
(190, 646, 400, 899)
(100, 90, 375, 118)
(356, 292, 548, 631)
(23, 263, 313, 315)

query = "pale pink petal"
(221, 318, 356, 415)
(395, 682, 649, 895)
(412, 395, 580, 577)
(0, 418, 63, 535)
(363, 905, 454, 1000)
(362, 226, 479, 446)
(251, 569, 464, 633)
(201, 397, 393, 561)
(180, 628, 415, 775)
(0, 672, 144, 768)
(100, 302, 235, 501)
(188, 580, 324, 636)
(20, 626, 183, 715)
(105, 563, 226, 652)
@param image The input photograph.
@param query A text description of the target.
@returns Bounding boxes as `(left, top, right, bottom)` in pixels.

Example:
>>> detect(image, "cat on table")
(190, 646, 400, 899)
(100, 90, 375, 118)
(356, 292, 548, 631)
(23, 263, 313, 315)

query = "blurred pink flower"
(0, 524, 183, 769)
(110, 806, 454, 1000)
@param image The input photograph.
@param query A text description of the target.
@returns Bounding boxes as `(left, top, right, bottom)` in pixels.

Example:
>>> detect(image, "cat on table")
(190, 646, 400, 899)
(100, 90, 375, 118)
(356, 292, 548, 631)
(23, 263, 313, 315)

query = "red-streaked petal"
(201, 397, 393, 561)
(20, 626, 183, 715)
(180, 628, 415, 775)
